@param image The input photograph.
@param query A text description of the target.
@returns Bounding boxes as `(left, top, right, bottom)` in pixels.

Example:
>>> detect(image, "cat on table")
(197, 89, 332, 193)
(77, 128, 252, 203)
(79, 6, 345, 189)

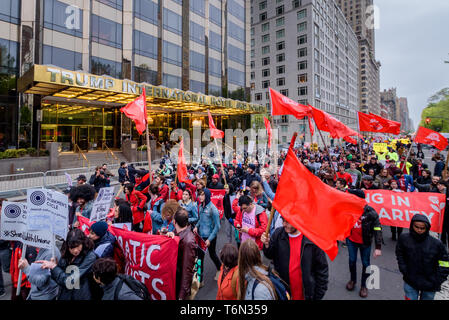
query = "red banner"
(365, 190, 446, 233)
(414, 126, 449, 151)
(210, 189, 226, 220)
(77, 216, 179, 300)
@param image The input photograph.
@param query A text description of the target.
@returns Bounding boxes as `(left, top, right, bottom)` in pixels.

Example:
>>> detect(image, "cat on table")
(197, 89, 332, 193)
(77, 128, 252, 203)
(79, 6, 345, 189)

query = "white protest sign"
(65, 172, 73, 188)
(1, 202, 52, 249)
(90, 187, 115, 221)
(27, 189, 69, 239)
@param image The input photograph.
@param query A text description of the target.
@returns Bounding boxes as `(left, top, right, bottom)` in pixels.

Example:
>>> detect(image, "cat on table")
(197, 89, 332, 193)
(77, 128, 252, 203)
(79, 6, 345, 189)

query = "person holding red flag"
(124, 183, 147, 232)
(414, 126, 449, 151)
(264, 117, 272, 149)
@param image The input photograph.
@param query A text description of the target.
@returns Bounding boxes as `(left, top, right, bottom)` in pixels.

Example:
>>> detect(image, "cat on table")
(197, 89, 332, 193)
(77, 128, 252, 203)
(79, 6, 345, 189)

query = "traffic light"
(425, 117, 431, 124)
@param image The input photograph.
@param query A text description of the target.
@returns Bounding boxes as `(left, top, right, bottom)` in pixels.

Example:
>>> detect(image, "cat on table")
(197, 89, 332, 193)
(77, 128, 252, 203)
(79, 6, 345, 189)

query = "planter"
(0, 156, 50, 174)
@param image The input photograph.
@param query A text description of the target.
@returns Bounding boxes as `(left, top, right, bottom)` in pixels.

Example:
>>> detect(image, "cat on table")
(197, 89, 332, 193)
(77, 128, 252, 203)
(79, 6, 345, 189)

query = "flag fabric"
(208, 110, 224, 139)
(120, 87, 147, 134)
(272, 146, 366, 260)
(270, 88, 312, 119)
(358, 112, 387, 132)
(343, 136, 358, 145)
(177, 139, 188, 182)
(368, 113, 401, 135)
(264, 117, 272, 149)
(310, 106, 361, 140)
(308, 116, 314, 136)
(414, 126, 449, 151)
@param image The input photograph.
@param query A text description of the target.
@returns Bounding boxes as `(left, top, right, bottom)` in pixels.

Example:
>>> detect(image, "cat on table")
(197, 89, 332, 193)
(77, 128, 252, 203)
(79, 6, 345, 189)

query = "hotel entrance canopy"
(18, 65, 265, 116)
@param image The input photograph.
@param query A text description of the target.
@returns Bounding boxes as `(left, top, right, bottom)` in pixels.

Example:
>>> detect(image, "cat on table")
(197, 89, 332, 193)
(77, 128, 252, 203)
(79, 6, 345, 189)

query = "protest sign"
(90, 187, 115, 221)
(373, 143, 388, 153)
(27, 189, 69, 239)
(210, 189, 226, 220)
(365, 190, 446, 233)
(1, 201, 52, 249)
(65, 172, 73, 188)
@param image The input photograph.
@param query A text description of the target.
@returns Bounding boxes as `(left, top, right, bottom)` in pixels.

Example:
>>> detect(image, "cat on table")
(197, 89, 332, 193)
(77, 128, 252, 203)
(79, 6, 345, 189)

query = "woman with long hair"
(249, 181, 269, 209)
(216, 244, 239, 300)
(38, 228, 97, 300)
(238, 240, 276, 300)
(178, 189, 198, 226)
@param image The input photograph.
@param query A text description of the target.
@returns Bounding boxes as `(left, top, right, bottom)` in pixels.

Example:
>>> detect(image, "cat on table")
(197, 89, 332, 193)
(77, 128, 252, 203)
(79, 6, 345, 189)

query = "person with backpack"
(216, 243, 239, 300)
(261, 215, 329, 300)
(92, 258, 144, 300)
(238, 239, 276, 300)
(88, 221, 116, 259)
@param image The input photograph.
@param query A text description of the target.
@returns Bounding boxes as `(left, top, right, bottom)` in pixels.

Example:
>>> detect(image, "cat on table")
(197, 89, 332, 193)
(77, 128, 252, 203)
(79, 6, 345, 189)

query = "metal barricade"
(0, 172, 45, 194)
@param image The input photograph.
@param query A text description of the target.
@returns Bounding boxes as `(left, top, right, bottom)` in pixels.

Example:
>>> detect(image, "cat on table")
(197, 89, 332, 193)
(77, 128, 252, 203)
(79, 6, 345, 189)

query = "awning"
(18, 65, 265, 116)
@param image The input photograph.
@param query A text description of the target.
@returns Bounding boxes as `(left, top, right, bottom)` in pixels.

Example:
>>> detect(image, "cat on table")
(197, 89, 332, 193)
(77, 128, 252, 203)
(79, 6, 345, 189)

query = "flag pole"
(317, 128, 329, 153)
(443, 152, 449, 181)
(214, 138, 228, 188)
(145, 123, 153, 184)
(357, 113, 364, 163)
(400, 134, 416, 173)
(265, 132, 298, 238)
(16, 244, 27, 296)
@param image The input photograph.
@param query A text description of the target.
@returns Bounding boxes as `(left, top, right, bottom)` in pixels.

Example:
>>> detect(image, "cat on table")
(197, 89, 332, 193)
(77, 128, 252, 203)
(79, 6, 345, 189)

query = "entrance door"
(74, 127, 89, 151)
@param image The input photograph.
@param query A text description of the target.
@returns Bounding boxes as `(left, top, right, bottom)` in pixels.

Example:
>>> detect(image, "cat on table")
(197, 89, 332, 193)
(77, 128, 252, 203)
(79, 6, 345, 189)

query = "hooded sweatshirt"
(396, 214, 449, 292)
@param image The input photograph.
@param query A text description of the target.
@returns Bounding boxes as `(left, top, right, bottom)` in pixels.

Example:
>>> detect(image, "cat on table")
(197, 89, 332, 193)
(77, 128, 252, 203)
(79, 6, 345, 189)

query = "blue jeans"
(404, 282, 435, 300)
(346, 238, 371, 287)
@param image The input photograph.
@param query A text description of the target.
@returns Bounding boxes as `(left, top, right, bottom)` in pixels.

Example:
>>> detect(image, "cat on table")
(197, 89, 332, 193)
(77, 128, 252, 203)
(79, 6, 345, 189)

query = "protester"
(238, 240, 276, 300)
(216, 243, 240, 300)
(149, 184, 165, 234)
(345, 189, 382, 298)
(178, 189, 198, 226)
(261, 216, 329, 300)
(160, 199, 179, 234)
(396, 214, 449, 300)
(415, 175, 440, 193)
(346, 162, 362, 189)
(335, 164, 353, 186)
(89, 166, 110, 192)
(248, 181, 269, 209)
(392, 167, 415, 192)
(208, 174, 225, 189)
(75, 175, 87, 186)
(124, 183, 147, 232)
(118, 162, 129, 185)
(71, 184, 97, 226)
(89, 221, 116, 258)
(92, 258, 143, 300)
(0, 198, 10, 298)
(374, 168, 392, 189)
(245, 164, 261, 190)
(194, 189, 221, 284)
(39, 229, 97, 300)
(108, 202, 133, 227)
(10, 242, 37, 300)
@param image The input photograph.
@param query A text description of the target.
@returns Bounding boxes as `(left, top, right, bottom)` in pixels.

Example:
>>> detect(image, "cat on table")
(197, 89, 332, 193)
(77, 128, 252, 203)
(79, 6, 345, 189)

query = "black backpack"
(251, 266, 291, 300)
(114, 274, 151, 300)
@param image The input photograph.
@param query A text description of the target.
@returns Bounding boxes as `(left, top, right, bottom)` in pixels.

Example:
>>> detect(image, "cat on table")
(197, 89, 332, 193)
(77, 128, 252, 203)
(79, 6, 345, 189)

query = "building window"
(190, 21, 205, 45)
(228, 0, 245, 21)
(190, 0, 205, 17)
(163, 41, 182, 66)
(255, 93, 263, 101)
(0, 0, 20, 24)
(259, 1, 267, 10)
(276, 29, 285, 39)
(297, 9, 307, 19)
(262, 45, 270, 55)
(292, 0, 301, 9)
(262, 80, 270, 88)
(229, 68, 245, 86)
(190, 51, 205, 73)
(262, 57, 270, 66)
(260, 12, 267, 21)
(44, 45, 82, 71)
(277, 78, 285, 86)
(298, 86, 307, 96)
(228, 44, 245, 64)
(250, 72, 255, 80)
(276, 65, 285, 74)
(298, 73, 307, 83)
(91, 15, 122, 48)
(280, 89, 288, 96)
(163, 8, 182, 35)
(163, 73, 182, 90)
(297, 35, 307, 45)
(45, 0, 83, 37)
(277, 41, 285, 51)
(209, 31, 222, 52)
(251, 61, 255, 68)
(298, 60, 307, 70)
(134, 30, 158, 59)
(262, 22, 270, 32)
(262, 34, 270, 43)
(91, 56, 122, 78)
(276, 5, 284, 15)
(190, 79, 205, 93)
(134, 0, 158, 25)
(297, 21, 307, 32)
(209, 4, 222, 26)
(134, 66, 157, 84)
(276, 17, 285, 27)
(228, 21, 245, 42)
(276, 53, 285, 62)
(251, 39, 255, 47)
(298, 47, 307, 57)
(262, 69, 270, 77)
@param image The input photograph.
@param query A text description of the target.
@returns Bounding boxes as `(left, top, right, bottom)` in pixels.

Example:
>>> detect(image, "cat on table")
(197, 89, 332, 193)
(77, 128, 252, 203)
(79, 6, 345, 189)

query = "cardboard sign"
(365, 190, 446, 233)
(373, 143, 388, 153)
(27, 189, 69, 239)
(90, 187, 115, 222)
(1, 201, 52, 249)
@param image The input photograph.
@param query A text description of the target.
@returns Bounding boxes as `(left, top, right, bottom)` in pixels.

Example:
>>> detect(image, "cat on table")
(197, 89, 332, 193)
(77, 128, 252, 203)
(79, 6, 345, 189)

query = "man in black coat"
(261, 217, 329, 300)
(396, 214, 449, 300)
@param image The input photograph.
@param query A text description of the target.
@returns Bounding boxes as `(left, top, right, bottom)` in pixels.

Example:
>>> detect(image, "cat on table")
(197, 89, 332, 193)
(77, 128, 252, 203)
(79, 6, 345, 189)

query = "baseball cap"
(76, 175, 87, 181)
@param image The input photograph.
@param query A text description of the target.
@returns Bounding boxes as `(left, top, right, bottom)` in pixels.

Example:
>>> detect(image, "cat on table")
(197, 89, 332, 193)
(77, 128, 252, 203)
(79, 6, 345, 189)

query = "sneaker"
(0, 291, 6, 298)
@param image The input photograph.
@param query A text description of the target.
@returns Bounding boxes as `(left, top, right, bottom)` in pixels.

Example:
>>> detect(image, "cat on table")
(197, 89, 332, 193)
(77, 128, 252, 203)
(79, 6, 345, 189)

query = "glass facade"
(0, 0, 20, 24)
(43, 45, 82, 71)
(44, 0, 83, 37)
(133, 30, 158, 59)
(190, 51, 205, 73)
(91, 14, 123, 49)
(163, 9, 182, 35)
(163, 41, 182, 66)
(91, 56, 122, 78)
(134, 0, 158, 25)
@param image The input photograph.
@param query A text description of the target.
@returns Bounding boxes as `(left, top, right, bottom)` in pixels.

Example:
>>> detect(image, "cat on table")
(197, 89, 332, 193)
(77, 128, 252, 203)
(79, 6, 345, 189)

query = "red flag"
(368, 113, 401, 135)
(343, 136, 358, 145)
(264, 117, 272, 149)
(208, 110, 224, 139)
(120, 87, 147, 134)
(308, 116, 314, 136)
(210, 189, 226, 220)
(177, 139, 188, 182)
(272, 147, 366, 260)
(358, 112, 387, 132)
(414, 126, 449, 151)
(270, 88, 312, 119)
(310, 106, 361, 139)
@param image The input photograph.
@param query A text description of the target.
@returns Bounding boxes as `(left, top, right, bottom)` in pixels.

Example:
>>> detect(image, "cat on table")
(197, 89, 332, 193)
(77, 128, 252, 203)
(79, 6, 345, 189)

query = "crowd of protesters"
(1, 136, 449, 301)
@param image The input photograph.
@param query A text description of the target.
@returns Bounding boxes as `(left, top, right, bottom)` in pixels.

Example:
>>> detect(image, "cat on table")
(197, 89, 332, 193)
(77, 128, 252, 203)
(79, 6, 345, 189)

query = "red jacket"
(10, 243, 32, 288)
(232, 198, 268, 250)
(126, 190, 147, 224)
(159, 184, 169, 202)
(168, 188, 183, 201)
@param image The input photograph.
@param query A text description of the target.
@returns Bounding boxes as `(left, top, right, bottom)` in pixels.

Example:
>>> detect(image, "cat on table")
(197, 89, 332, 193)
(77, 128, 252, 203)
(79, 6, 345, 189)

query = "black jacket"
(396, 214, 449, 292)
(263, 227, 329, 300)
(358, 205, 383, 249)
(89, 174, 110, 192)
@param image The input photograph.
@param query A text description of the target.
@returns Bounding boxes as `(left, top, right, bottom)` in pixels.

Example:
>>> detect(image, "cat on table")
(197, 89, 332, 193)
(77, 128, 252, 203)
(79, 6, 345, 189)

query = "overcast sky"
(375, 0, 449, 130)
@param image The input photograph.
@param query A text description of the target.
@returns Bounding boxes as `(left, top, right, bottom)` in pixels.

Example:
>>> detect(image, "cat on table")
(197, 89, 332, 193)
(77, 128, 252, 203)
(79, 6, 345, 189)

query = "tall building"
(250, 0, 359, 145)
(398, 97, 413, 132)
(1, 0, 262, 151)
(337, 0, 381, 115)
(380, 87, 399, 122)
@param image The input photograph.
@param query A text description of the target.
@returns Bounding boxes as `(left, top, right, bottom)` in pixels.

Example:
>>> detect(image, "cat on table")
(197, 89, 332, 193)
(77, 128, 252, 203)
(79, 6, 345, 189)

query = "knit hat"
(90, 221, 109, 238)
(362, 175, 373, 181)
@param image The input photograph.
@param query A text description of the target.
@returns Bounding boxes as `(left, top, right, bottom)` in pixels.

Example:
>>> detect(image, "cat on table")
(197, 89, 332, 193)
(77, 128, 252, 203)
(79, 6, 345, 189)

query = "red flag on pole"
(264, 117, 272, 149)
(358, 112, 387, 132)
(270, 88, 312, 119)
(272, 146, 366, 260)
(120, 87, 147, 135)
(177, 139, 188, 182)
(310, 106, 361, 140)
(368, 113, 401, 135)
(414, 126, 449, 151)
(208, 110, 224, 139)
(343, 136, 358, 145)
(308, 116, 314, 136)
